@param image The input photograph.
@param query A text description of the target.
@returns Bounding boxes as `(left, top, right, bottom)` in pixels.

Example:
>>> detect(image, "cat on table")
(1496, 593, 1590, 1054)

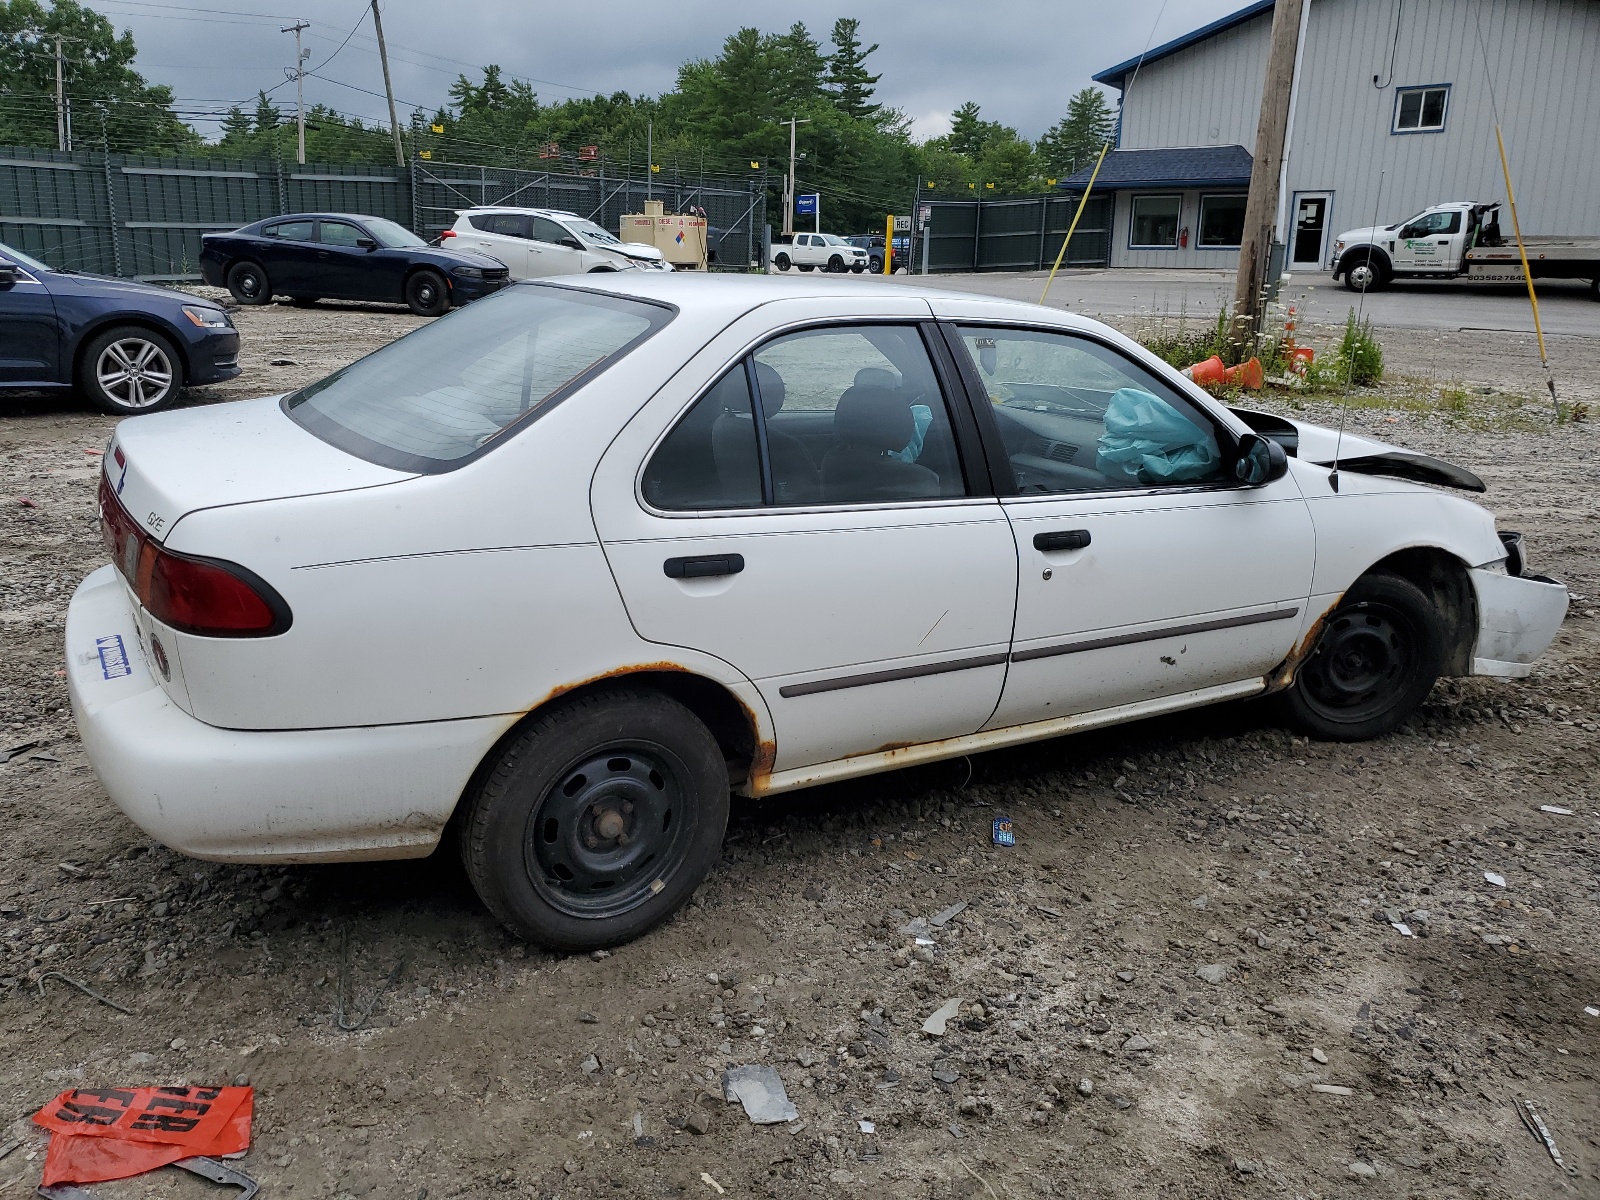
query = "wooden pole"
(1232, 0, 1304, 340)
(371, 0, 405, 167)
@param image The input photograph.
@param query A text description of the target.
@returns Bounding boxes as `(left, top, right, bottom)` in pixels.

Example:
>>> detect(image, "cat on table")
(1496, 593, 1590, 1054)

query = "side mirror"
(1234, 433, 1289, 486)
(560, 236, 584, 251)
(356, 237, 378, 250)
(0, 263, 17, 285)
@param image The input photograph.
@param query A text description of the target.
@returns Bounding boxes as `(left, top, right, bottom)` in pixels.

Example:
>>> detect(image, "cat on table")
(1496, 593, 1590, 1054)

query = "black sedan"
(1, 241, 240, 415)
(201, 213, 510, 317)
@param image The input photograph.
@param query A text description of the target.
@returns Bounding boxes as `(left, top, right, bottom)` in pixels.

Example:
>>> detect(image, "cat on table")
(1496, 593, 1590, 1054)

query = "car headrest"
(753, 361, 786, 416)
(834, 386, 912, 452)
(853, 367, 899, 391)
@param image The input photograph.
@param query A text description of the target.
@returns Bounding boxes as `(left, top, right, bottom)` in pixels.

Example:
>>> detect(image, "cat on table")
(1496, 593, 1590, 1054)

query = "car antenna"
(1329, 169, 1385, 494)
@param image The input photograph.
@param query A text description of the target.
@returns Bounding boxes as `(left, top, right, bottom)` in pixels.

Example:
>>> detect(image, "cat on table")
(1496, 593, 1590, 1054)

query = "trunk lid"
(106, 394, 412, 542)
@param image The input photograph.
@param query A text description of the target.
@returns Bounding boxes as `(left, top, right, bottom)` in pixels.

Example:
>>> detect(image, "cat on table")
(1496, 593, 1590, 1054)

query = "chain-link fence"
(0, 145, 765, 279)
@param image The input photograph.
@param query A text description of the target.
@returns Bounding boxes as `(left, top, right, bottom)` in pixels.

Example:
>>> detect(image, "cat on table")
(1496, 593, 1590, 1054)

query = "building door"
(1290, 192, 1332, 269)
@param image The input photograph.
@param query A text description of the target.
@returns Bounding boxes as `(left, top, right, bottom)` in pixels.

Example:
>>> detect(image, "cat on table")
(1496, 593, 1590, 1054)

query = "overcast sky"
(90, 0, 1244, 142)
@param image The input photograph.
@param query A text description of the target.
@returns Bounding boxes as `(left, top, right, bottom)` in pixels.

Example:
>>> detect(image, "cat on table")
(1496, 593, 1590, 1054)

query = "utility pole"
(646, 120, 652, 199)
(1232, 0, 1304, 339)
(55, 35, 66, 151)
(779, 116, 810, 235)
(370, 1, 405, 167)
(282, 21, 310, 165)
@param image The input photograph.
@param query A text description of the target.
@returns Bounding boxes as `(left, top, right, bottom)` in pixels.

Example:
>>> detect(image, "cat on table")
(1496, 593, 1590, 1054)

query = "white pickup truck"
(1331, 200, 1600, 297)
(769, 232, 871, 273)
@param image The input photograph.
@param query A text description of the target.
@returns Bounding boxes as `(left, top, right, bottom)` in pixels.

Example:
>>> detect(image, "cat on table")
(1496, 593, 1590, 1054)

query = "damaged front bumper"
(1469, 567, 1569, 678)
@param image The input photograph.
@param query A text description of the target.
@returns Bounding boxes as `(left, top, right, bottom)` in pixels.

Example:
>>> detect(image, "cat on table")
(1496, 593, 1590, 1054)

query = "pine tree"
(826, 18, 881, 122)
(252, 91, 280, 134)
(1037, 87, 1115, 178)
(945, 101, 1011, 160)
(220, 106, 253, 144)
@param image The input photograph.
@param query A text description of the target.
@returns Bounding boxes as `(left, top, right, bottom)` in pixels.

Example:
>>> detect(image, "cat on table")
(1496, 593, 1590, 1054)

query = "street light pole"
(282, 21, 310, 165)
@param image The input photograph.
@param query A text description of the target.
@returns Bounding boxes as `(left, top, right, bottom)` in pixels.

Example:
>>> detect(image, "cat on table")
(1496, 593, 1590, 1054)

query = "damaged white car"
(68, 275, 1568, 949)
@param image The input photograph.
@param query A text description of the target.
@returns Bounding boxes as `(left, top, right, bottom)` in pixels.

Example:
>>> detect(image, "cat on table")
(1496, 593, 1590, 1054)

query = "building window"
(1129, 195, 1181, 248)
(1393, 85, 1450, 133)
(1197, 194, 1247, 247)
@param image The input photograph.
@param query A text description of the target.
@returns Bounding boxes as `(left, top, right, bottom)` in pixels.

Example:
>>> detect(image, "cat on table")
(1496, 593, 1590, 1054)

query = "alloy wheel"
(96, 338, 174, 409)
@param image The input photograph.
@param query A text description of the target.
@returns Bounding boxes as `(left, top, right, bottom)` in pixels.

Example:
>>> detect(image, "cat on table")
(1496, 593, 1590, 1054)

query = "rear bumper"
(67, 566, 509, 863)
(1469, 567, 1569, 678)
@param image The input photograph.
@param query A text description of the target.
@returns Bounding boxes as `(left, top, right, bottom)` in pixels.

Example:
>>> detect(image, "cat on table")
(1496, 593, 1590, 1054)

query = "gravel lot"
(2, 291, 1598, 1200)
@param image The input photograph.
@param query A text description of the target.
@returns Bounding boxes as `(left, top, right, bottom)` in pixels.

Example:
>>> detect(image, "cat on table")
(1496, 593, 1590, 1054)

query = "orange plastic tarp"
(33, 1086, 252, 1185)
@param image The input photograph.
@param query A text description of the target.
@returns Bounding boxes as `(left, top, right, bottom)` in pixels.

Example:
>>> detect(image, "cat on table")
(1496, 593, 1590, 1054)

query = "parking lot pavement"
(879, 267, 1600, 337)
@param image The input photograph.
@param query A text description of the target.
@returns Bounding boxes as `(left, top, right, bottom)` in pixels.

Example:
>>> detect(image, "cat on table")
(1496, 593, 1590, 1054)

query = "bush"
(1307, 309, 1383, 389)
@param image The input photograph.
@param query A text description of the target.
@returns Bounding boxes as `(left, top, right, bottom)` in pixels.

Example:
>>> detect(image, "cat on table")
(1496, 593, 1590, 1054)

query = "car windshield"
(362, 217, 426, 248)
(0, 242, 52, 274)
(285, 285, 673, 471)
(566, 218, 621, 246)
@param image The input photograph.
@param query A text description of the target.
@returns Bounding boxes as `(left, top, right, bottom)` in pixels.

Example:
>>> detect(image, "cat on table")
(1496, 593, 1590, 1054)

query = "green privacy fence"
(920, 194, 1112, 272)
(0, 145, 764, 280)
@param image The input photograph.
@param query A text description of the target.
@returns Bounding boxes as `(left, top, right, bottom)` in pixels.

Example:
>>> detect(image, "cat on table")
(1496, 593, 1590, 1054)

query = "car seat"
(820, 387, 942, 503)
(750, 361, 821, 505)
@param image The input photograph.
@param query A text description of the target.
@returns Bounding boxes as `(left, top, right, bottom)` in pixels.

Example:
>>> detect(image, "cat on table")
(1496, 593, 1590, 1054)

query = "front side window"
(286, 285, 672, 471)
(363, 217, 424, 248)
(645, 325, 969, 510)
(318, 221, 365, 247)
(1129, 195, 1181, 248)
(531, 216, 571, 245)
(1400, 210, 1461, 237)
(1198, 194, 1247, 247)
(1394, 85, 1449, 132)
(264, 220, 314, 241)
(958, 326, 1228, 494)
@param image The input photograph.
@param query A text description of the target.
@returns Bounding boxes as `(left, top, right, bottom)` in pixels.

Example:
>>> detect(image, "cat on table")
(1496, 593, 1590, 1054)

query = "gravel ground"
(2, 296, 1598, 1200)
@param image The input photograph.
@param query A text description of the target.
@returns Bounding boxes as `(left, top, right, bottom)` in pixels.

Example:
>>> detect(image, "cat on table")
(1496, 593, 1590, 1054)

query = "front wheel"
(827, 255, 844, 273)
(80, 325, 182, 415)
(1342, 253, 1388, 293)
(405, 269, 450, 317)
(459, 689, 730, 951)
(1280, 572, 1444, 741)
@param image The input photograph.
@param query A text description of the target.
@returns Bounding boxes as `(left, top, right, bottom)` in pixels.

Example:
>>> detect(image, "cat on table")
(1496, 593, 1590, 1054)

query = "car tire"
(405, 269, 450, 317)
(458, 688, 730, 951)
(870, 256, 883, 274)
(827, 255, 844, 273)
(226, 260, 270, 305)
(287, 295, 320, 307)
(1280, 571, 1444, 742)
(1590, 277, 1599, 301)
(80, 325, 183, 415)
(1342, 252, 1388, 293)
(773, 253, 791, 271)
(851, 264, 865, 274)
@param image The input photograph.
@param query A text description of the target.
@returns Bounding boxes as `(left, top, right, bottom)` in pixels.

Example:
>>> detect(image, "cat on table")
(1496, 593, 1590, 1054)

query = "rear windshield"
(284, 284, 672, 471)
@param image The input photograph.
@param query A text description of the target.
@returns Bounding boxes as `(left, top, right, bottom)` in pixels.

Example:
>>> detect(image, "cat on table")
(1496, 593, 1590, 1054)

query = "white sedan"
(68, 275, 1568, 949)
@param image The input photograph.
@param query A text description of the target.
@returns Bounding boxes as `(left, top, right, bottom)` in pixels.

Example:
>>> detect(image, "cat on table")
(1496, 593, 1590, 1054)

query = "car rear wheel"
(773, 252, 791, 271)
(1342, 253, 1388, 293)
(226, 260, 270, 305)
(1280, 572, 1444, 741)
(459, 688, 730, 951)
(405, 269, 450, 317)
(81, 326, 182, 415)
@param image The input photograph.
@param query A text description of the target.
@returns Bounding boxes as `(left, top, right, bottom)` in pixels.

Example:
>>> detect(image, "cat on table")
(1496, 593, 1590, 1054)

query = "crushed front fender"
(1468, 568, 1569, 677)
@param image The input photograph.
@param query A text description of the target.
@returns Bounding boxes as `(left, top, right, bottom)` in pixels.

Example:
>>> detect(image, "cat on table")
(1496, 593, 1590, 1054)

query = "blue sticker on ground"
(991, 815, 1015, 847)
(96, 634, 132, 680)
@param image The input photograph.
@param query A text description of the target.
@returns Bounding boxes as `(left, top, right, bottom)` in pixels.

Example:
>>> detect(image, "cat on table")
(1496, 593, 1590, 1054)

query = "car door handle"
(663, 553, 745, 579)
(1033, 530, 1091, 552)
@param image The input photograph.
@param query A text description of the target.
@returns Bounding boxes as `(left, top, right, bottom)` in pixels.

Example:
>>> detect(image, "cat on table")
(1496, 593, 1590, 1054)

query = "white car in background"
(442, 206, 671, 278)
(69, 274, 1567, 951)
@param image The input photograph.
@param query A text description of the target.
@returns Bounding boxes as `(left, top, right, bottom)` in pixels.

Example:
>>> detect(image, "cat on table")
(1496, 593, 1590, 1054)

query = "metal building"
(1068, 0, 1600, 270)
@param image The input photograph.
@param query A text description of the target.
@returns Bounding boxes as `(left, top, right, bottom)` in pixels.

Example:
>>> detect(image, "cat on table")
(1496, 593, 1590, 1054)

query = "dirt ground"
(2, 292, 1599, 1200)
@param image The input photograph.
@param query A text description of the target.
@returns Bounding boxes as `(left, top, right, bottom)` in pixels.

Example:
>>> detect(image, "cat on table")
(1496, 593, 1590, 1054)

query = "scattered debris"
(896, 916, 931, 938)
(335, 926, 406, 1032)
(0, 740, 40, 763)
(578, 1011, 599, 1024)
(929, 901, 968, 927)
(1538, 805, 1574, 815)
(922, 996, 965, 1036)
(267, 357, 298, 366)
(33, 1085, 253, 1188)
(1122, 1033, 1154, 1053)
(580, 1054, 601, 1076)
(958, 1156, 1001, 1200)
(1347, 1161, 1377, 1179)
(1484, 871, 1507, 888)
(683, 1111, 710, 1135)
(991, 815, 1015, 847)
(699, 1171, 725, 1194)
(36, 971, 134, 1015)
(1311, 1047, 1329, 1064)
(722, 1065, 797, 1124)
(857, 1119, 875, 1133)
(1196, 963, 1229, 984)
(0, 1137, 21, 1162)
(1516, 1098, 1576, 1175)
(17, 496, 36, 508)
(1077, 1079, 1093, 1096)
(1312, 1084, 1354, 1096)
(1189, 895, 1208, 910)
(1391, 921, 1414, 937)
(1584, 1007, 1599, 1019)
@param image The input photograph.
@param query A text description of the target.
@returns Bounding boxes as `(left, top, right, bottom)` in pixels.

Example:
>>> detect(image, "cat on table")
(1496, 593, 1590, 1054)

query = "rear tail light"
(98, 473, 291, 637)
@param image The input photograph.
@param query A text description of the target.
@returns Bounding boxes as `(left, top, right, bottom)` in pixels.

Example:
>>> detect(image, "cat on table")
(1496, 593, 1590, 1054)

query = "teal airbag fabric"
(1096, 388, 1219, 483)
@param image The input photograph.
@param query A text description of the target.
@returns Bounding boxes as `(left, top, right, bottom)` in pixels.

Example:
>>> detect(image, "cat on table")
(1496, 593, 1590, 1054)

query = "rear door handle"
(664, 553, 745, 579)
(1033, 530, 1091, 552)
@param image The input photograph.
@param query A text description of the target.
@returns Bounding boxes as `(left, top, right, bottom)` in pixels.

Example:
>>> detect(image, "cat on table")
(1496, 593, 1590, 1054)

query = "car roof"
(458, 206, 580, 219)
(257, 213, 389, 223)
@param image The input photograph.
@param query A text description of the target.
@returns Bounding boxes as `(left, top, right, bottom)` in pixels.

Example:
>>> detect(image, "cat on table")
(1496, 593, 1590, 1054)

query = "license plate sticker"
(95, 634, 133, 680)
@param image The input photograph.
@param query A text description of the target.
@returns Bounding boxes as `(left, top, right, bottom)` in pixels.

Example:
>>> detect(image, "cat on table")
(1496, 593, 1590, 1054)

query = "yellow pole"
(1494, 125, 1558, 413)
(884, 214, 895, 275)
(1040, 142, 1110, 305)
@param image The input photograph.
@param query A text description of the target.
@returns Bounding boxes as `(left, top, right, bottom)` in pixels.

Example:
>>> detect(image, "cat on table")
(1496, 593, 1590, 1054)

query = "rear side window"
(263, 220, 313, 241)
(286, 286, 674, 471)
(642, 368, 762, 510)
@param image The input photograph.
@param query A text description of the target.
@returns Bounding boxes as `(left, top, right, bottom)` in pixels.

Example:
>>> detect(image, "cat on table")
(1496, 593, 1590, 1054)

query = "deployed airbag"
(1096, 388, 1220, 484)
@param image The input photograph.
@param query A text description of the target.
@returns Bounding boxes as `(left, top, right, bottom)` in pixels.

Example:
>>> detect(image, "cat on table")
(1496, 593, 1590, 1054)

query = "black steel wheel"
(1281, 572, 1443, 741)
(827, 254, 844, 273)
(80, 325, 182, 415)
(460, 689, 729, 950)
(773, 252, 791, 271)
(226, 260, 270, 304)
(405, 268, 450, 317)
